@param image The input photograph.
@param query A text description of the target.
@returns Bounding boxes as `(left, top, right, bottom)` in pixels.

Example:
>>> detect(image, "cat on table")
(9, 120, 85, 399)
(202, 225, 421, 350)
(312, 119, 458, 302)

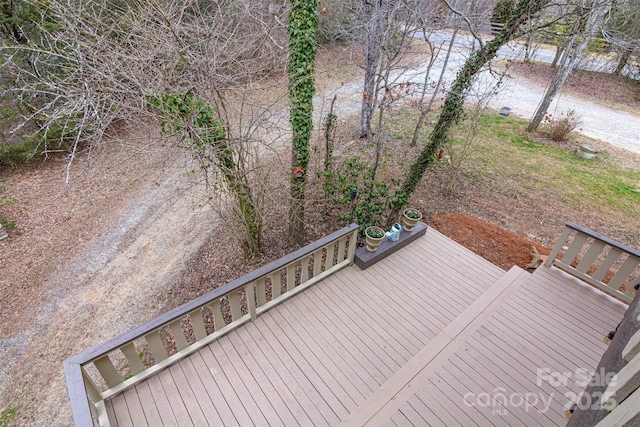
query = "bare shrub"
(544, 109, 581, 141)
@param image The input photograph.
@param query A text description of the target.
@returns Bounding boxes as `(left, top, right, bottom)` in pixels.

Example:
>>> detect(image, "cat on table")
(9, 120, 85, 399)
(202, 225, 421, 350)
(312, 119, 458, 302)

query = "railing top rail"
(65, 223, 359, 366)
(565, 221, 640, 258)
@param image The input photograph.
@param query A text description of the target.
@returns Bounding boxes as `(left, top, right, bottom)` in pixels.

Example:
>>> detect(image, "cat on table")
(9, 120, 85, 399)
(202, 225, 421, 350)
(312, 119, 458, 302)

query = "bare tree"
(527, 0, 611, 133)
(358, 0, 405, 138)
(602, 0, 640, 75)
(1, 0, 290, 254)
(387, 0, 553, 224)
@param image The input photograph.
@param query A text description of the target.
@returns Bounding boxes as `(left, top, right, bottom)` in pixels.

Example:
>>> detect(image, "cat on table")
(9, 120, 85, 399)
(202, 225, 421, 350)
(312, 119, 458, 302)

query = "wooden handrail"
(64, 224, 359, 427)
(562, 222, 640, 259)
(544, 222, 640, 304)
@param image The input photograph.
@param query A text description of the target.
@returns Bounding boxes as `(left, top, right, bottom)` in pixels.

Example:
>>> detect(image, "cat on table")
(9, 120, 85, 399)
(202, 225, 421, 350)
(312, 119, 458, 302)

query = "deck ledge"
(354, 222, 427, 270)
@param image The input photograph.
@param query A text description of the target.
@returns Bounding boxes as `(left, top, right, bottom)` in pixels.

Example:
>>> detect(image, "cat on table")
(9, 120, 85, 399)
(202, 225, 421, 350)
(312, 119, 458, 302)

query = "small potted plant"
(364, 226, 385, 252)
(402, 208, 422, 232)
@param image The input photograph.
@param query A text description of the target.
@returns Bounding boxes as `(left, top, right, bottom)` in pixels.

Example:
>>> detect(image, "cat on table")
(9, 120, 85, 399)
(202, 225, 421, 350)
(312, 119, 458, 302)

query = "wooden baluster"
(545, 226, 573, 266)
(93, 355, 122, 388)
(82, 369, 104, 402)
(210, 300, 226, 331)
(562, 232, 588, 267)
(347, 230, 357, 263)
(228, 290, 242, 321)
(576, 240, 606, 273)
(144, 330, 168, 363)
(256, 276, 267, 306)
(313, 248, 324, 277)
(300, 256, 310, 284)
(169, 319, 189, 351)
(272, 269, 282, 298)
(120, 342, 145, 376)
(325, 243, 336, 269)
(337, 235, 347, 262)
(592, 247, 624, 282)
(246, 282, 257, 321)
(189, 308, 208, 341)
(608, 256, 640, 292)
(286, 262, 296, 292)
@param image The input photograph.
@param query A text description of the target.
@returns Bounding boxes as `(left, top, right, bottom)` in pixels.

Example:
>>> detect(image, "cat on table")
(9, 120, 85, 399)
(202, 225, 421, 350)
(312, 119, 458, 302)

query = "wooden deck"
(104, 228, 628, 426)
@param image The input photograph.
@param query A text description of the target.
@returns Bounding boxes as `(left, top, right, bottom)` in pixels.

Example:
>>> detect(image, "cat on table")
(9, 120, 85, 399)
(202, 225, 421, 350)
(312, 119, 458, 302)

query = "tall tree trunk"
(387, 0, 550, 224)
(524, 17, 537, 62)
(410, 29, 459, 147)
(551, 43, 565, 67)
(358, 0, 386, 138)
(527, 0, 610, 133)
(614, 48, 632, 75)
(287, 0, 318, 247)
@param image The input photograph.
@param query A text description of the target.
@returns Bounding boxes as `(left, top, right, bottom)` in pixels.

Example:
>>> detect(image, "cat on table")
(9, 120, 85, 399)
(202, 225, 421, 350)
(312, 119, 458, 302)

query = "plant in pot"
(364, 226, 385, 252)
(402, 208, 422, 232)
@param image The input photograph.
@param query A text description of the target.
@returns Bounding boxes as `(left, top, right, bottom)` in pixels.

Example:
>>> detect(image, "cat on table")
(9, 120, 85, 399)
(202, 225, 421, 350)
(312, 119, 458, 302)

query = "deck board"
(279, 296, 378, 394)
(187, 350, 237, 425)
(120, 385, 149, 427)
(105, 227, 627, 426)
(174, 357, 224, 426)
(144, 373, 178, 425)
(242, 322, 327, 425)
(288, 285, 389, 387)
(273, 304, 370, 402)
(197, 343, 254, 426)
(156, 367, 193, 425)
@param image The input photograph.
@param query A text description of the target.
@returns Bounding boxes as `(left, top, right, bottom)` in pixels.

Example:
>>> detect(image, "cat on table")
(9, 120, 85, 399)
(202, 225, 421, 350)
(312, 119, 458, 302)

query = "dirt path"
(1, 146, 218, 425)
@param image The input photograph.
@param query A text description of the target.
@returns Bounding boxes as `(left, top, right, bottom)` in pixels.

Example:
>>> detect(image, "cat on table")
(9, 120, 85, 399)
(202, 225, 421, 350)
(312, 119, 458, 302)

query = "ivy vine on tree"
(147, 90, 261, 257)
(288, 0, 318, 247)
(386, 0, 550, 226)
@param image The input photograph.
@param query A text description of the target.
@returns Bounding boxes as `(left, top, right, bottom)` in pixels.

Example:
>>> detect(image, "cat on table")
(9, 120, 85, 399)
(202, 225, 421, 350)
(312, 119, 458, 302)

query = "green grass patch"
(0, 405, 18, 427)
(0, 217, 17, 229)
(384, 108, 640, 222)
(468, 114, 640, 218)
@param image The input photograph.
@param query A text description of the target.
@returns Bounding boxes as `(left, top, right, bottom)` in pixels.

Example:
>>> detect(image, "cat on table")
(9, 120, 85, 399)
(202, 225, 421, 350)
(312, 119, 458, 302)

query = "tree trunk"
(527, 0, 609, 133)
(287, 0, 318, 247)
(410, 29, 458, 147)
(550, 43, 564, 67)
(614, 48, 632, 75)
(526, 36, 576, 132)
(358, 0, 385, 138)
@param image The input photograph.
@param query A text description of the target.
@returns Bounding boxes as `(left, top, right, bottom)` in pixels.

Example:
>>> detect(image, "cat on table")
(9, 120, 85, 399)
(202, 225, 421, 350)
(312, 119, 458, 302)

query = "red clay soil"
(429, 213, 551, 271)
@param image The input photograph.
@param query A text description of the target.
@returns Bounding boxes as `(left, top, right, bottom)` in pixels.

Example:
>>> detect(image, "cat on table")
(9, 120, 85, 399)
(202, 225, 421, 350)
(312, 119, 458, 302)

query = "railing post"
(545, 226, 572, 267)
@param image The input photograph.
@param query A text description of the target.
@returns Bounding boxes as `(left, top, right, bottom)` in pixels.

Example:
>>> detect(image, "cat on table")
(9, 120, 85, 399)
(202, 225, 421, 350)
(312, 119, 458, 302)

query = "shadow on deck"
(91, 226, 629, 426)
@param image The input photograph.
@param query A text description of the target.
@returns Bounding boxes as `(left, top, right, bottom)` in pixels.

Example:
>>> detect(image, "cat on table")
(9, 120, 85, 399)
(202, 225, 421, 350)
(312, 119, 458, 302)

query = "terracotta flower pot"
(365, 226, 385, 252)
(402, 208, 422, 232)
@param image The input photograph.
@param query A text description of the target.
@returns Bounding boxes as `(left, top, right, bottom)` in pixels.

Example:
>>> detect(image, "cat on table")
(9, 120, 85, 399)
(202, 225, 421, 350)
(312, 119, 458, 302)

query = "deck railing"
(566, 289, 640, 426)
(544, 221, 640, 304)
(64, 224, 359, 427)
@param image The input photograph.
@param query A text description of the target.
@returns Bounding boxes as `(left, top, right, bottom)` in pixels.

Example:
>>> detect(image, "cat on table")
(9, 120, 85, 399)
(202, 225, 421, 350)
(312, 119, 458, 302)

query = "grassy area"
(463, 113, 640, 219)
(372, 106, 640, 241)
